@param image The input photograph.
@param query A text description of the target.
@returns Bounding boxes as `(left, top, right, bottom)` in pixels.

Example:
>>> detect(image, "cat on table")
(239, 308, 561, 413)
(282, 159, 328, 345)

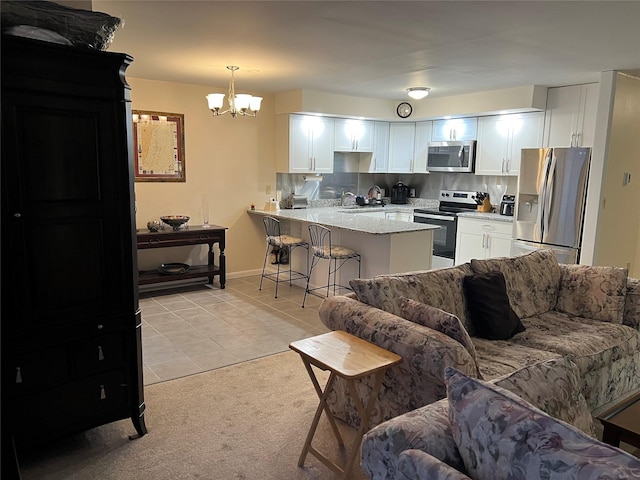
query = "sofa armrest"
(624, 277, 640, 331)
(318, 295, 479, 427)
(362, 399, 467, 480)
(397, 450, 473, 480)
(319, 295, 479, 382)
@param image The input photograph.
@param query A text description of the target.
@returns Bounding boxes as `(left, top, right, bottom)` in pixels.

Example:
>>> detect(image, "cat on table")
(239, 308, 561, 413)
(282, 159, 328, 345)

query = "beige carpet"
(18, 351, 369, 480)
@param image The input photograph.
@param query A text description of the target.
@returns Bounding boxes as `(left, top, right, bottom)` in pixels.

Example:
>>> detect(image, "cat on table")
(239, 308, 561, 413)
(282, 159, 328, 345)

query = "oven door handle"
(413, 213, 456, 222)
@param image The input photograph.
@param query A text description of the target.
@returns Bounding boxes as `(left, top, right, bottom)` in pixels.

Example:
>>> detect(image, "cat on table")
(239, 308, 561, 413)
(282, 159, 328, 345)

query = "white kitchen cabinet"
(432, 117, 478, 142)
(388, 122, 416, 173)
(334, 118, 373, 152)
(476, 112, 544, 176)
(276, 114, 334, 173)
(455, 217, 514, 265)
(544, 83, 599, 148)
(413, 121, 433, 173)
(360, 121, 389, 172)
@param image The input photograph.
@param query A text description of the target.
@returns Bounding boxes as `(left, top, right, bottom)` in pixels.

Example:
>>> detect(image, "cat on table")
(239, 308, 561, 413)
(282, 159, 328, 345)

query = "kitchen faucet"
(340, 189, 355, 206)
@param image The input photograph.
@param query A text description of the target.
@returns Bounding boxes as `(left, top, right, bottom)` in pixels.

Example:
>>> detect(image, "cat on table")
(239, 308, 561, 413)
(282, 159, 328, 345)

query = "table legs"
(297, 358, 386, 479)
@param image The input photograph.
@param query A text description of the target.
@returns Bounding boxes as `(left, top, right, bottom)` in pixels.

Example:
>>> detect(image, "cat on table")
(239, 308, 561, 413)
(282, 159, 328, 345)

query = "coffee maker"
(391, 182, 409, 204)
(500, 194, 515, 216)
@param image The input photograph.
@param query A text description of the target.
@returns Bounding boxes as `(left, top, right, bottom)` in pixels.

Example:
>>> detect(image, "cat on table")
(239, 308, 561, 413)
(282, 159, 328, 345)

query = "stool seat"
(311, 245, 358, 259)
(260, 216, 309, 299)
(268, 234, 306, 248)
(302, 223, 361, 308)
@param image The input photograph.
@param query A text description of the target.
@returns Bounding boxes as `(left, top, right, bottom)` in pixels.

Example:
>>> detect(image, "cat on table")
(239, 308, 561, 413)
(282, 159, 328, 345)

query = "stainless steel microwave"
(427, 140, 476, 173)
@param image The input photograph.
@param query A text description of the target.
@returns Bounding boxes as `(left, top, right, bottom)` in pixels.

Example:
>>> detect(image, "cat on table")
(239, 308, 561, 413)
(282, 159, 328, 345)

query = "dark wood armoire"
(1, 34, 146, 470)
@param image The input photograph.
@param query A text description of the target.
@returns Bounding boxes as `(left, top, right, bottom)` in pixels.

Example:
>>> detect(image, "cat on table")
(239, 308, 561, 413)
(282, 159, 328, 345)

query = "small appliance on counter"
(356, 195, 385, 207)
(500, 194, 515, 216)
(284, 193, 308, 209)
(390, 182, 409, 204)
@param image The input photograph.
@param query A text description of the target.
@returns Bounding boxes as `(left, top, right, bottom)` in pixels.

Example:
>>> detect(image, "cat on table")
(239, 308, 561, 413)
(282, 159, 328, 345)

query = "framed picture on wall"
(133, 110, 185, 182)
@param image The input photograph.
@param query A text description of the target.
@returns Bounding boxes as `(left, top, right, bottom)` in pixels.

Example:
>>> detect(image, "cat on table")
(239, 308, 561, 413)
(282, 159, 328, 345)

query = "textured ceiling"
(94, 1, 640, 100)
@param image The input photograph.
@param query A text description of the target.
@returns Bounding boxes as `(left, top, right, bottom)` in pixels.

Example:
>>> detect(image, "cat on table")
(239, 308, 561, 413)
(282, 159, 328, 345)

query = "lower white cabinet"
(455, 217, 514, 265)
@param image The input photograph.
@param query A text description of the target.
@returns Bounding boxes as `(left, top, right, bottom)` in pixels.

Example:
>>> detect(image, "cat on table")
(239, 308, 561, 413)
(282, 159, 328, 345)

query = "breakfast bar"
(248, 207, 438, 287)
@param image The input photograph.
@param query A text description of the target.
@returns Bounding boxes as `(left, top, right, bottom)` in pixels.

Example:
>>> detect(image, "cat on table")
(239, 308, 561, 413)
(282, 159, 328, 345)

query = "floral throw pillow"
(445, 368, 640, 480)
(399, 297, 482, 379)
(556, 264, 628, 324)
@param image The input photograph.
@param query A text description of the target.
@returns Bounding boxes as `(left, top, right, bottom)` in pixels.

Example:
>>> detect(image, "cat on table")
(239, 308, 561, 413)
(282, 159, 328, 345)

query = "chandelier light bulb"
(406, 87, 431, 100)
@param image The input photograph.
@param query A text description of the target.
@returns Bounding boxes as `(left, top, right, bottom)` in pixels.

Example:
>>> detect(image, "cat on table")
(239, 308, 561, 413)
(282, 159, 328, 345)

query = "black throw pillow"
(463, 271, 525, 340)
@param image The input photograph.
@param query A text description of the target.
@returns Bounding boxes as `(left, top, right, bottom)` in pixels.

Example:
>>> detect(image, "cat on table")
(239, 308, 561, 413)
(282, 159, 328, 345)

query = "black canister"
(391, 182, 409, 204)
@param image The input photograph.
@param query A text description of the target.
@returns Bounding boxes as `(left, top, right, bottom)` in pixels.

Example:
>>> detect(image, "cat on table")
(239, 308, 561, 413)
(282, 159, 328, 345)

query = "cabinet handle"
(98, 345, 104, 361)
(16, 367, 22, 384)
(13, 213, 22, 218)
(486, 234, 491, 250)
(575, 132, 581, 147)
(501, 159, 505, 174)
(481, 233, 485, 248)
(100, 385, 107, 400)
(506, 159, 510, 173)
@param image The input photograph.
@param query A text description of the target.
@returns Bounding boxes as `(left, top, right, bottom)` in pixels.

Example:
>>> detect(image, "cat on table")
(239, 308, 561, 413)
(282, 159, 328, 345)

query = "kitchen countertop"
(247, 206, 439, 235)
(456, 211, 514, 222)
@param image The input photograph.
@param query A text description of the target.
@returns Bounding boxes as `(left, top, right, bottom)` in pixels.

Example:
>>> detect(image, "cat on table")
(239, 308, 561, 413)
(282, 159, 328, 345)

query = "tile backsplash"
(277, 170, 516, 208)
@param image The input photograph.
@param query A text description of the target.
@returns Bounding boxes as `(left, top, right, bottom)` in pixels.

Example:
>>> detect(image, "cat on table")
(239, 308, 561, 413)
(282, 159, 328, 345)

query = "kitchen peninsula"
(248, 207, 438, 284)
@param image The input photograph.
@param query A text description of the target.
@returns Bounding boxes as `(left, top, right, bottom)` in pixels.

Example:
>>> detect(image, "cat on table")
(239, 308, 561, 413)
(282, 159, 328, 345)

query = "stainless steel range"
(414, 190, 486, 268)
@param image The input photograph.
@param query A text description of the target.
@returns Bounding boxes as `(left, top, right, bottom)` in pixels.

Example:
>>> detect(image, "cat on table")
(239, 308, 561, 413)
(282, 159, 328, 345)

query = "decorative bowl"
(160, 215, 190, 230)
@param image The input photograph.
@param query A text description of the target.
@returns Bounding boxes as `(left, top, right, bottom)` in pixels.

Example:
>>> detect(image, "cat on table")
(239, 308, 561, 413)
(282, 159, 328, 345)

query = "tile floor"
(140, 275, 329, 385)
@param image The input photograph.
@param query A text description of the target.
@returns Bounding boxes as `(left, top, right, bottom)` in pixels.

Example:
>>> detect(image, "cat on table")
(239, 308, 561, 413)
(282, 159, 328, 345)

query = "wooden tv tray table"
(289, 331, 401, 479)
(597, 391, 640, 450)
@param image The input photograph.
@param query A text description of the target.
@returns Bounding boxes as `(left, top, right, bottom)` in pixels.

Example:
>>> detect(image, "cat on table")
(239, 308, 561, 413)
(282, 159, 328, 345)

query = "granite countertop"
(456, 211, 514, 223)
(247, 206, 439, 235)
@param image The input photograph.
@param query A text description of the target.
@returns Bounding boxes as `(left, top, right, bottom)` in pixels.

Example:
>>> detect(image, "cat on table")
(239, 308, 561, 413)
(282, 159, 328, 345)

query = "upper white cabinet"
(413, 121, 433, 173)
(476, 112, 544, 176)
(334, 118, 373, 152)
(544, 83, 599, 148)
(360, 121, 390, 173)
(432, 117, 478, 142)
(276, 114, 334, 173)
(387, 122, 416, 173)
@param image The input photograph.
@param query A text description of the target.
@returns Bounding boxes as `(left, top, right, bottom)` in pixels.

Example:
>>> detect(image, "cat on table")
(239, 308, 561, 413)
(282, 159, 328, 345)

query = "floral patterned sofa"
(360, 358, 640, 479)
(318, 249, 640, 429)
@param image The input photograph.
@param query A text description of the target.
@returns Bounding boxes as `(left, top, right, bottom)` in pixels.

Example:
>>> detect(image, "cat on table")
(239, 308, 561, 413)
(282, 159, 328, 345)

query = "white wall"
(582, 72, 640, 275)
(129, 78, 275, 276)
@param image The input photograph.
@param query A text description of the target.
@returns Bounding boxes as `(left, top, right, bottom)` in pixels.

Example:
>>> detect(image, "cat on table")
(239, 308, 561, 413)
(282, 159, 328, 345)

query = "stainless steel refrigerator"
(512, 147, 591, 263)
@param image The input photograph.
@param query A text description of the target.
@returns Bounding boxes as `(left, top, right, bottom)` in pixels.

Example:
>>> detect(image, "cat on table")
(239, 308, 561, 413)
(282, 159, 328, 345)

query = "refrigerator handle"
(537, 149, 552, 238)
(543, 152, 557, 239)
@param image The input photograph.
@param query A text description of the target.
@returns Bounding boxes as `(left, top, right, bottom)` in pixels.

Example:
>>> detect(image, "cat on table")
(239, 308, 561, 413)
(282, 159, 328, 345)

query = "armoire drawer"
(74, 333, 126, 376)
(11, 369, 129, 445)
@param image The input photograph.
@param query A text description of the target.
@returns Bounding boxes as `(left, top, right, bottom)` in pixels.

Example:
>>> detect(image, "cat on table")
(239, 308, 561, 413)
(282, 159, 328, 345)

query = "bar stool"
(302, 224, 361, 308)
(259, 216, 309, 298)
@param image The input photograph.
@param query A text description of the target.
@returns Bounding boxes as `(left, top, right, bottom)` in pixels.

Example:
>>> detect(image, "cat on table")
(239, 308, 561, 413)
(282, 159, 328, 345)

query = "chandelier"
(206, 66, 262, 118)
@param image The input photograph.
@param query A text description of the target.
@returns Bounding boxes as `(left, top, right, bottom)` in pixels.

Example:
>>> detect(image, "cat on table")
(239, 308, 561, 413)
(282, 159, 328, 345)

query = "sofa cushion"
(510, 311, 640, 375)
(471, 338, 561, 380)
(491, 357, 594, 436)
(470, 249, 561, 319)
(463, 271, 524, 340)
(556, 264, 628, 324)
(349, 263, 477, 335)
(399, 297, 481, 378)
(446, 368, 640, 480)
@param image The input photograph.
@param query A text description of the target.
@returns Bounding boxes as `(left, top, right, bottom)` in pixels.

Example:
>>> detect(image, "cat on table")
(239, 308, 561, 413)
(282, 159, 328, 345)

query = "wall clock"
(396, 102, 412, 118)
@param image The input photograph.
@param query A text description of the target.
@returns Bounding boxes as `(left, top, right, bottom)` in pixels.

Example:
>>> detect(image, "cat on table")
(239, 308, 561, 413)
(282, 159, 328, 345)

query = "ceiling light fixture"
(205, 66, 262, 118)
(406, 87, 431, 100)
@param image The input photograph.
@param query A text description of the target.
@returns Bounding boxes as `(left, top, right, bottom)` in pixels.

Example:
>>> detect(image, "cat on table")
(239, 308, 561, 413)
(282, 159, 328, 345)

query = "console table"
(136, 225, 227, 288)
